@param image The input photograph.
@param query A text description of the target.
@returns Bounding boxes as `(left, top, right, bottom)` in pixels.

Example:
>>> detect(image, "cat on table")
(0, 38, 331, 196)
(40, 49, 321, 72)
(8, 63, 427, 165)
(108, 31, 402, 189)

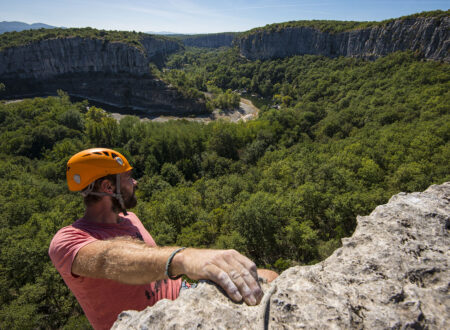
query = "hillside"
(237, 10, 449, 61)
(0, 48, 448, 327)
(241, 10, 449, 35)
(0, 28, 212, 115)
(0, 9, 449, 328)
(0, 27, 175, 52)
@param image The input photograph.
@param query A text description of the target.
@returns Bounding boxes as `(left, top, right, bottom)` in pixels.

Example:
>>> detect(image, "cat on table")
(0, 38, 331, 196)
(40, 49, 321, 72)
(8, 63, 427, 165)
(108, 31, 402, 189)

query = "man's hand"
(172, 248, 263, 306)
(72, 239, 264, 306)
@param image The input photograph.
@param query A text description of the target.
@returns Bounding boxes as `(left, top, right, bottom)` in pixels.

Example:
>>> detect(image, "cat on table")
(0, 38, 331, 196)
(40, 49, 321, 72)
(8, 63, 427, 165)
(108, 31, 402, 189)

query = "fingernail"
(249, 296, 256, 306)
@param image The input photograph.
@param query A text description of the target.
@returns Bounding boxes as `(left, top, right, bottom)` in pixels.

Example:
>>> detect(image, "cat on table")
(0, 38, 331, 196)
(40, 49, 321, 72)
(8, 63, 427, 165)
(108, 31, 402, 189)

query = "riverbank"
(110, 97, 259, 123)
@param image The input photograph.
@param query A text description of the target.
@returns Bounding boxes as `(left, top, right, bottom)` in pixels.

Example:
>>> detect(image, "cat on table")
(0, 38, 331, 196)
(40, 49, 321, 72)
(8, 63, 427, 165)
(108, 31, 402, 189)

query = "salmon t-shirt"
(49, 212, 181, 330)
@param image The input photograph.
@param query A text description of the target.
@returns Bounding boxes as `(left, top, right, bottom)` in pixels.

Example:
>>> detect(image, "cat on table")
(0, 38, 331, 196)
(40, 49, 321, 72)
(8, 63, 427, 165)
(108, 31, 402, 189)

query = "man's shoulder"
(123, 211, 142, 224)
(52, 221, 82, 238)
(49, 221, 95, 257)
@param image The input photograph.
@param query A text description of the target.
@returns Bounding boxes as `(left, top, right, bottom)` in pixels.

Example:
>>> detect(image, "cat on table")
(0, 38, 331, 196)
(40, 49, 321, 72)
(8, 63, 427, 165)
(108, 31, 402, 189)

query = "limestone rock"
(112, 182, 450, 329)
(0, 36, 180, 80)
(238, 17, 450, 61)
(0, 36, 208, 114)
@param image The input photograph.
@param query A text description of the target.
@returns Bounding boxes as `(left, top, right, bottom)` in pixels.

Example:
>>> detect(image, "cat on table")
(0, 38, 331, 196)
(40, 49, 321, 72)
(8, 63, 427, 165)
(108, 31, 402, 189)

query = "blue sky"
(1, 0, 448, 34)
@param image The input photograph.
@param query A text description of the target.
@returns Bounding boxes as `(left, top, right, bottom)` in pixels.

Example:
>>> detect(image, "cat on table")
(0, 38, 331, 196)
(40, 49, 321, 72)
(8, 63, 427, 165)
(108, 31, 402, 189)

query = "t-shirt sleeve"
(49, 226, 97, 278)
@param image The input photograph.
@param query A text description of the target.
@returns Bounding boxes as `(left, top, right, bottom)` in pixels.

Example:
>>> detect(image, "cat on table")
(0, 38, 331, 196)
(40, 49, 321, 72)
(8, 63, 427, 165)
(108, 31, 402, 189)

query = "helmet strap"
(115, 174, 128, 216)
(81, 174, 128, 216)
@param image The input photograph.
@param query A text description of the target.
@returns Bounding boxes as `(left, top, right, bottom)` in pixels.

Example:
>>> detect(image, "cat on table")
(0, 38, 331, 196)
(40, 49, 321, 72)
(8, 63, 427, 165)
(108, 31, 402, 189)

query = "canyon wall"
(0, 36, 207, 114)
(181, 33, 236, 48)
(238, 17, 449, 61)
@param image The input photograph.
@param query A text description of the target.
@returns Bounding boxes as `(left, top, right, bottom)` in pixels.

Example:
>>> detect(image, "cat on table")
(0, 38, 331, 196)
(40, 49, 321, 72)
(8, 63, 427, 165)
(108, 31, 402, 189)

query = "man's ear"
(99, 179, 114, 193)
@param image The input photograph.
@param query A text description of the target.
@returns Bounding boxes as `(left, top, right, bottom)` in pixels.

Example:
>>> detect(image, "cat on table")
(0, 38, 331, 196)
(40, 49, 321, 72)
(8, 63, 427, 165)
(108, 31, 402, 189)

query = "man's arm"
(72, 236, 263, 306)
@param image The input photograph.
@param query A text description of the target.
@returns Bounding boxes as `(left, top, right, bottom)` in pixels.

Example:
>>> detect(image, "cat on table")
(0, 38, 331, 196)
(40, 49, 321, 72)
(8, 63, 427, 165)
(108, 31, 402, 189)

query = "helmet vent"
(103, 151, 110, 156)
(73, 174, 81, 184)
(93, 152, 102, 155)
(111, 153, 118, 158)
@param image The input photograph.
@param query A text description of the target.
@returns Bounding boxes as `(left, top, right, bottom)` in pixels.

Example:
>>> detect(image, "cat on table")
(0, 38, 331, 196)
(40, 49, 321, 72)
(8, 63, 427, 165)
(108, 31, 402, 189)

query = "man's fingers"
(228, 269, 256, 305)
(205, 264, 242, 302)
(217, 250, 262, 305)
(225, 253, 263, 305)
(182, 248, 264, 305)
(233, 252, 259, 281)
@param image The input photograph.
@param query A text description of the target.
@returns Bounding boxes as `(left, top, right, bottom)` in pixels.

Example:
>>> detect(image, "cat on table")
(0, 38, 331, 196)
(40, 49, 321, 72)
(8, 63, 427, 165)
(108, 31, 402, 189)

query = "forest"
(0, 46, 449, 328)
(241, 9, 449, 35)
(0, 27, 172, 51)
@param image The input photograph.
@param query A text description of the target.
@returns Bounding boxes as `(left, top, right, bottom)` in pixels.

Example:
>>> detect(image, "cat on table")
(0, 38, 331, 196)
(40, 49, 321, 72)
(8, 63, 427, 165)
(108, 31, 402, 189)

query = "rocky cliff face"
(0, 36, 180, 79)
(0, 36, 207, 114)
(113, 182, 450, 329)
(238, 17, 449, 61)
(182, 33, 236, 48)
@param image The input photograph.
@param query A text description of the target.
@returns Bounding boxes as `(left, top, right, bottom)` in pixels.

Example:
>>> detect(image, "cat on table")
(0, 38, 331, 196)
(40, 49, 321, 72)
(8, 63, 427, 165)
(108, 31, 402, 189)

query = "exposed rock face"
(0, 36, 207, 114)
(113, 182, 450, 329)
(238, 17, 450, 61)
(182, 33, 236, 48)
(0, 36, 179, 79)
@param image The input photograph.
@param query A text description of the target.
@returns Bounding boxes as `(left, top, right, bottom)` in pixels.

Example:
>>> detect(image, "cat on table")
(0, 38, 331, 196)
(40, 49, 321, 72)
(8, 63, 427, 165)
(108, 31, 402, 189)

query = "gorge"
(0, 12, 448, 117)
(0, 34, 208, 115)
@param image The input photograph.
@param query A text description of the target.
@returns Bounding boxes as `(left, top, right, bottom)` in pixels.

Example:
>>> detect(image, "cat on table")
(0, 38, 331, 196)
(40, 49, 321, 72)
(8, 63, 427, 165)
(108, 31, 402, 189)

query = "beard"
(124, 189, 137, 209)
(111, 186, 137, 213)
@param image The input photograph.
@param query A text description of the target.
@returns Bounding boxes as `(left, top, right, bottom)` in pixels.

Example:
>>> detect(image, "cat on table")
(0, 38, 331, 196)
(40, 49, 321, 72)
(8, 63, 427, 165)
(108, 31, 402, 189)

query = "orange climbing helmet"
(66, 148, 132, 191)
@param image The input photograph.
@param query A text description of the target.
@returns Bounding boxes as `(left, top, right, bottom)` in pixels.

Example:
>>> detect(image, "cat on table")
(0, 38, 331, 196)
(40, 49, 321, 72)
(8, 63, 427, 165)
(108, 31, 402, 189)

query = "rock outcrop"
(113, 182, 450, 329)
(0, 36, 208, 114)
(181, 33, 236, 48)
(0, 36, 179, 79)
(238, 17, 449, 61)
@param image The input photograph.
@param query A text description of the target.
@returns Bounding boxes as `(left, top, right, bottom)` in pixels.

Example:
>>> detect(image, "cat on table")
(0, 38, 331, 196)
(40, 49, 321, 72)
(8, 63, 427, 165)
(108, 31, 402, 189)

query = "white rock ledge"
(113, 182, 450, 329)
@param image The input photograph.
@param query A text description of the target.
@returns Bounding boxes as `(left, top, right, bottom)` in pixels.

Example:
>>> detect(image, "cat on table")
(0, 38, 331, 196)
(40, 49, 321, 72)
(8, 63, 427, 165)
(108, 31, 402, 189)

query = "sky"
(0, 0, 448, 34)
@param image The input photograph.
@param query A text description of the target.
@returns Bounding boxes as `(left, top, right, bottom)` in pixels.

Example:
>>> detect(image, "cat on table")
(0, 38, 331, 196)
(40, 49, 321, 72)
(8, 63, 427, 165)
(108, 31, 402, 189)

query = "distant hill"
(0, 21, 58, 34)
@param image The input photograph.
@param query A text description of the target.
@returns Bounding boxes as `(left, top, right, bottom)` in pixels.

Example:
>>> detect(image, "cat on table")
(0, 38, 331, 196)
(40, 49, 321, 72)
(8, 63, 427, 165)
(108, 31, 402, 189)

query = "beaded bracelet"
(165, 247, 186, 280)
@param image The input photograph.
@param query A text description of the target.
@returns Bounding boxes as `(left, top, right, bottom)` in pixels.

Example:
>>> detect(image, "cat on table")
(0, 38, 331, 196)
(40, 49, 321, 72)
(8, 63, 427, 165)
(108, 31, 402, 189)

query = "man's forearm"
(72, 237, 182, 284)
(73, 237, 265, 306)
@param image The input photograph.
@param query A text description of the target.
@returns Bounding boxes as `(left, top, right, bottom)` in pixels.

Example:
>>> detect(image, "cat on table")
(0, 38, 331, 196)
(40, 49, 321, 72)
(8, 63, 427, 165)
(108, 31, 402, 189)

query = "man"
(49, 148, 277, 330)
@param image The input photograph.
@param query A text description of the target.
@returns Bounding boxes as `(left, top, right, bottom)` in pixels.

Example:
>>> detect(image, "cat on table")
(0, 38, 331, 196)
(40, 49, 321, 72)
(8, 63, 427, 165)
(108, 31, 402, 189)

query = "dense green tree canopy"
(0, 27, 174, 51)
(241, 9, 449, 35)
(0, 48, 448, 328)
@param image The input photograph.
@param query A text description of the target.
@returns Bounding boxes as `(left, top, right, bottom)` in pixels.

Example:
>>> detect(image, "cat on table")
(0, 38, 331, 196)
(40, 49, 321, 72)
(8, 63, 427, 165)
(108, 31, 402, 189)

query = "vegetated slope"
(0, 27, 174, 51)
(241, 10, 449, 35)
(237, 10, 449, 61)
(0, 50, 448, 328)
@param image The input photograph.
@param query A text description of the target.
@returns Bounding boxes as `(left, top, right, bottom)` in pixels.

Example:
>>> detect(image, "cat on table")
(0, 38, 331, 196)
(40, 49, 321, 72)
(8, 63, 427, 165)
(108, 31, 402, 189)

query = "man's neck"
(84, 202, 121, 224)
